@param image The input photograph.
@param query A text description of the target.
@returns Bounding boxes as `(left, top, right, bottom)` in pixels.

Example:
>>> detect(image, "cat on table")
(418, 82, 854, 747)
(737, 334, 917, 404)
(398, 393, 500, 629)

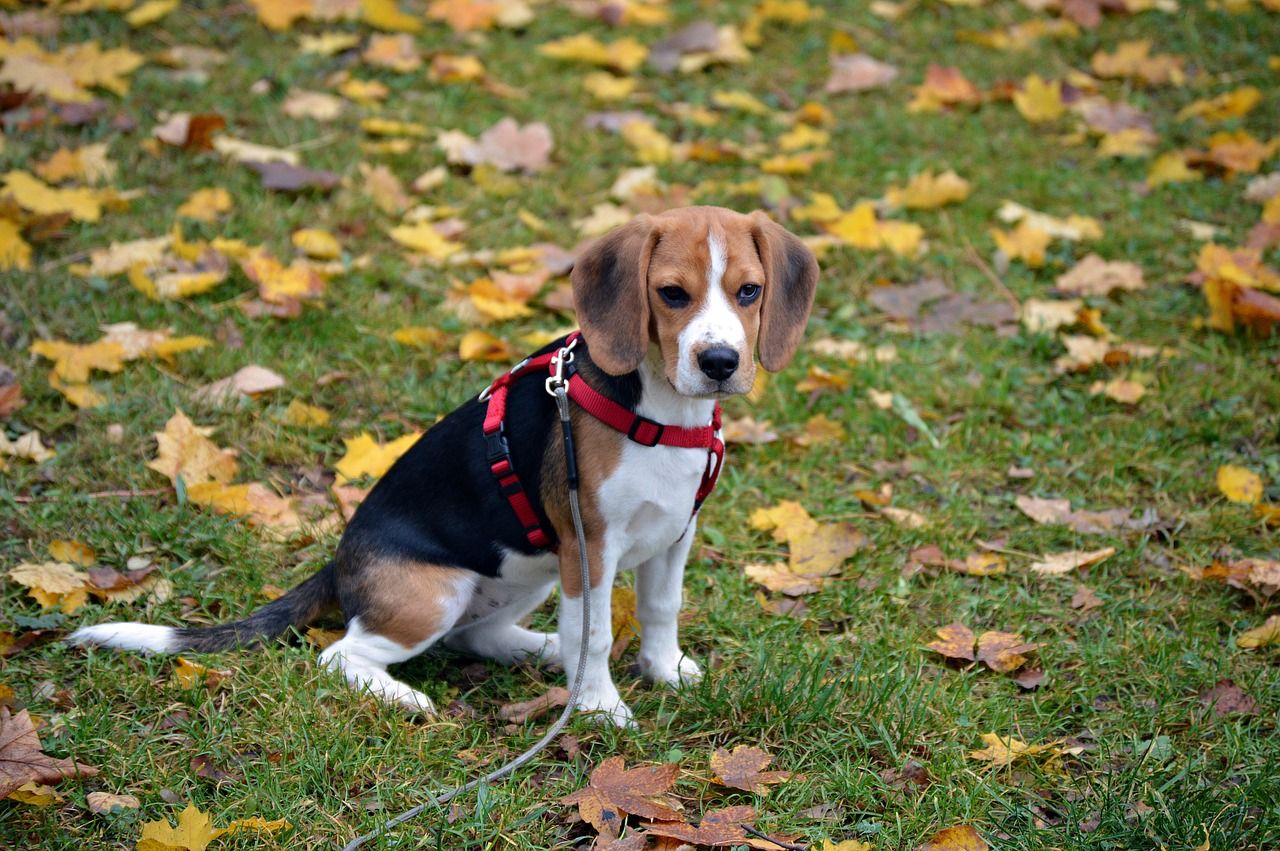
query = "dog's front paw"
(574, 687, 635, 728)
(640, 653, 702, 688)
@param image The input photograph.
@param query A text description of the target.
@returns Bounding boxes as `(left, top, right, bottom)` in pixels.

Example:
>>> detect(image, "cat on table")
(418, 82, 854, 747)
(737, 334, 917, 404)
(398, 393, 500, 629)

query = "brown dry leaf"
(460, 117, 554, 174)
(825, 54, 898, 94)
(1015, 494, 1152, 534)
(743, 562, 825, 596)
(722, 415, 778, 445)
(917, 824, 989, 851)
(643, 805, 756, 847)
(908, 64, 982, 112)
(304, 627, 345, 650)
(1030, 547, 1116, 575)
(1071, 585, 1104, 612)
(86, 790, 141, 814)
(561, 757, 682, 832)
(245, 160, 339, 193)
(1089, 377, 1146, 405)
(1199, 679, 1257, 717)
(193, 365, 286, 404)
(1056, 253, 1144, 295)
(0, 708, 98, 798)
(710, 745, 791, 794)
(171, 657, 231, 691)
(791, 413, 846, 447)
(925, 622, 976, 662)
(498, 687, 570, 723)
(975, 631, 1038, 673)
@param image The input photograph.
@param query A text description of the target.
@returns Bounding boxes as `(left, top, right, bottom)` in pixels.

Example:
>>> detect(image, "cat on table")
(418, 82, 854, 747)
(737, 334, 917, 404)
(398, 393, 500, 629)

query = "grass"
(3, 0, 1279, 848)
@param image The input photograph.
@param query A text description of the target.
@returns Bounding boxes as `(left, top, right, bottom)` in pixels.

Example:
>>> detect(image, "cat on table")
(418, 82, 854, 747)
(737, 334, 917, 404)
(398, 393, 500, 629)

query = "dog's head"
(571, 206, 818, 398)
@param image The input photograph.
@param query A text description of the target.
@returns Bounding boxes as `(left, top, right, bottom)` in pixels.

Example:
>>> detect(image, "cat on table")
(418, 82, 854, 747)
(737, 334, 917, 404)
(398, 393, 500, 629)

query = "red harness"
(480, 332, 724, 551)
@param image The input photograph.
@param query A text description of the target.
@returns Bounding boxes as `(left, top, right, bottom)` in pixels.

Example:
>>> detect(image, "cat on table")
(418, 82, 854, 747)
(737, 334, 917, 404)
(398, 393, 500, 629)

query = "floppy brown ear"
(571, 215, 659, 375)
(751, 211, 818, 372)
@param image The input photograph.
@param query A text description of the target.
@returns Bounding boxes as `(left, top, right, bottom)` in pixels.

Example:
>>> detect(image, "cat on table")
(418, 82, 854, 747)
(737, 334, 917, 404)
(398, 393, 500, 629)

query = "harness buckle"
(627, 416, 666, 447)
(484, 426, 510, 465)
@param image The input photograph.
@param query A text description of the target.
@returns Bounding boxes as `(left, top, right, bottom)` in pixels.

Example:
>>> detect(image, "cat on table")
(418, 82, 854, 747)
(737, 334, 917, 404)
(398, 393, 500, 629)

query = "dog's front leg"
(635, 526, 702, 688)
(558, 540, 632, 727)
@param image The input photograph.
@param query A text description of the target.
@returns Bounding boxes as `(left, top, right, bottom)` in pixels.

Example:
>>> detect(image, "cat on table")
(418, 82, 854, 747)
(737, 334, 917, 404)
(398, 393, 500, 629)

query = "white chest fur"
(596, 352, 720, 571)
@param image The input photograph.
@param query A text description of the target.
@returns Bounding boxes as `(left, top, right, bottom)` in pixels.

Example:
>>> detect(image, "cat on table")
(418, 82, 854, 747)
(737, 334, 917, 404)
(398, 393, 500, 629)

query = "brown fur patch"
(354, 559, 472, 648)
(540, 365, 624, 598)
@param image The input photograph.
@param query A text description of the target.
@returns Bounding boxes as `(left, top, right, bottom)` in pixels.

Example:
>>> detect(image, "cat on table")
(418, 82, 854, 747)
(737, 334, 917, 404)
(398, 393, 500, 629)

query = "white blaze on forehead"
(673, 228, 746, 392)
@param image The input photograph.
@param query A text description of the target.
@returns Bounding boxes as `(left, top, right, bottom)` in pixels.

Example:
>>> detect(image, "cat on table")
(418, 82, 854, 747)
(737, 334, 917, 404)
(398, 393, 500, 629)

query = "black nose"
(697, 347, 739, 382)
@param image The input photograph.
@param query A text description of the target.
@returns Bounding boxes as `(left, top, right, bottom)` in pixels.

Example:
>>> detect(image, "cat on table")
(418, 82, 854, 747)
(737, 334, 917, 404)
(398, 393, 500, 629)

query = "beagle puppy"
(70, 206, 818, 727)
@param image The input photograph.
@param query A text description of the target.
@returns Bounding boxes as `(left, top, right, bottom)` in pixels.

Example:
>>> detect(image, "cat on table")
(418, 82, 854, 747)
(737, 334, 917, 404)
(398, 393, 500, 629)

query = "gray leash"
(342, 352, 590, 851)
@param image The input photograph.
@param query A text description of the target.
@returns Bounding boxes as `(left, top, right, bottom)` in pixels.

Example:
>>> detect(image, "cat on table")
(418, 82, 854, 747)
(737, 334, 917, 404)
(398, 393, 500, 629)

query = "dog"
(70, 206, 818, 727)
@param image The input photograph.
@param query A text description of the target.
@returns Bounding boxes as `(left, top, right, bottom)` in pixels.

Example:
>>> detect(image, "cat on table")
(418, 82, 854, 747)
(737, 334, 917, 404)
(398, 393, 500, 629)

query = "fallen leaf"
(710, 745, 791, 794)
(643, 805, 756, 847)
(918, 824, 989, 851)
(968, 733, 1072, 769)
(176, 188, 232, 222)
(498, 687, 570, 723)
(1236, 614, 1280, 649)
(48, 539, 95, 566)
(86, 790, 141, 814)
(0, 708, 98, 798)
(825, 53, 898, 93)
(1015, 494, 1152, 534)
(1030, 547, 1116, 575)
(1199, 679, 1257, 717)
(334, 431, 421, 483)
(1056, 254, 1145, 296)
(136, 803, 223, 851)
(975, 631, 1038, 673)
(561, 757, 682, 832)
(1013, 74, 1065, 122)
(8, 562, 90, 613)
(194, 365, 286, 404)
(147, 410, 238, 486)
(884, 170, 971, 210)
(245, 160, 339, 193)
(926, 622, 976, 662)
(1217, 465, 1263, 504)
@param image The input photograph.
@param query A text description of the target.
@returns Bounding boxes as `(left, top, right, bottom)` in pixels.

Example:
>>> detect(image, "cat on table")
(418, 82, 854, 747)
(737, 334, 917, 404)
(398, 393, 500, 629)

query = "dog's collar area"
(480, 332, 725, 551)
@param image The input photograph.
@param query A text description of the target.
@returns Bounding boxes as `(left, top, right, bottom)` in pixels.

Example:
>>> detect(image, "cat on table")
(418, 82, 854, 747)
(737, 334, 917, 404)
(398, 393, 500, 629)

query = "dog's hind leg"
(445, 580, 560, 666)
(320, 561, 475, 713)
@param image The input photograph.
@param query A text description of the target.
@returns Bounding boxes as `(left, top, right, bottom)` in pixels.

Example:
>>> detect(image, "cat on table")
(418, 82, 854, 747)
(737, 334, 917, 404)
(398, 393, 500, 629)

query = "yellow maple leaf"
(147, 409, 238, 487)
(777, 123, 830, 152)
(711, 89, 772, 115)
(621, 120, 675, 165)
(291, 228, 341, 260)
(392, 326, 447, 348)
(239, 250, 325, 304)
(1237, 614, 1280, 649)
(538, 33, 648, 73)
(334, 432, 421, 483)
(459, 330, 515, 362)
(249, 0, 311, 31)
(1097, 128, 1155, 158)
(48, 539, 95, 566)
(362, 33, 421, 72)
(467, 278, 534, 321)
(137, 804, 224, 851)
(389, 222, 462, 260)
(35, 143, 115, 185)
(337, 77, 389, 103)
(991, 222, 1051, 267)
(1217, 464, 1263, 504)
(3, 170, 103, 222)
(1013, 74, 1064, 122)
(176, 188, 232, 223)
(49, 373, 106, 409)
(0, 219, 32, 271)
(822, 841, 873, 851)
(826, 203, 882, 250)
(760, 151, 832, 174)
(300, 32, 361, 55)
(791, 192, 843, 223)
(360, 0, 423, 31)
(187, 481, 302, 533)
(1177, 86, 1261, 122)
(1146, 151, 1201, 187)
(63, 41, 145, 97)
(884, 169, 971, 209)
(30, 339, 126, 383)
(969, 733, 1064, 768)
(281, 399, 331, 427)
(8, 562, 90, 613)
(582, 72, 637, 101)
(878, 219, 925, 256)
(126, 0, 179, 27)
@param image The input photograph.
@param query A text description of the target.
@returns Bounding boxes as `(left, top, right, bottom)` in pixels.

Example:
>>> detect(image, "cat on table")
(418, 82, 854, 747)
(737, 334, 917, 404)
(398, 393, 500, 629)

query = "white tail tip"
(67, 623, 177, 654)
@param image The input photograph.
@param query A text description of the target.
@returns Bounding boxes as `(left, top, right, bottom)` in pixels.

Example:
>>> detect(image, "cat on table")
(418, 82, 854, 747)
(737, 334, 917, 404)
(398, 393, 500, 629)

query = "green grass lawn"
(3, 0, 1279, 848)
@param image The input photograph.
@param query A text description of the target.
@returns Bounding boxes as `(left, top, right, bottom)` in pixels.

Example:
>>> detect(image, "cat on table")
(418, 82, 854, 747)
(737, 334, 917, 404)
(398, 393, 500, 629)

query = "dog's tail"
(68, 561, 338, 654)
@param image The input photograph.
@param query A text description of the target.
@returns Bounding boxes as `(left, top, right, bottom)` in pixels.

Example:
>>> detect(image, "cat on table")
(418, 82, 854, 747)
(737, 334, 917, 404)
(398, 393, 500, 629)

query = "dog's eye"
(737, 283, 762, 306)
(658, 286, 691, 308)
